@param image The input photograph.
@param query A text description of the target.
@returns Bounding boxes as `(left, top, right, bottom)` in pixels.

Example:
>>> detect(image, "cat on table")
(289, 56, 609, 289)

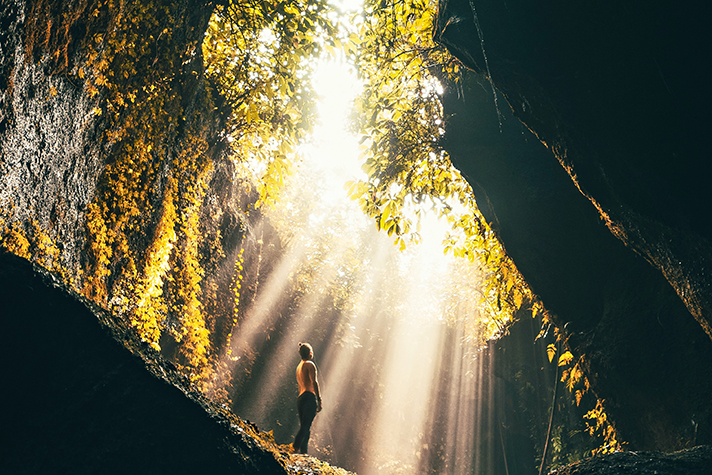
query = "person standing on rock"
(292, 342, 322, 454)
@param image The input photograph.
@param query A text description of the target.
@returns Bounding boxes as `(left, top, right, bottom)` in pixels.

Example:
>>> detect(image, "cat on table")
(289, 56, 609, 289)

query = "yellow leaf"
(546, 343, 556, 363)
(513, 290, 523, 309)
(381, 201, 392, 223)
(558, 350, 573, 366)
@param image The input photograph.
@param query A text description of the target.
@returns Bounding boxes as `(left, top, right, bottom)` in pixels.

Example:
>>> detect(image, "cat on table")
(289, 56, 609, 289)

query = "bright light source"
(298, 56, 366, 204)
(331, 0, 364, 13)
(218, 43, 490, 475)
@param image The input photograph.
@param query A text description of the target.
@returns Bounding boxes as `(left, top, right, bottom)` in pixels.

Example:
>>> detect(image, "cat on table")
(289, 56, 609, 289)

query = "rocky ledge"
(0, 252, 352, 474)
(551, 446, 712, 475)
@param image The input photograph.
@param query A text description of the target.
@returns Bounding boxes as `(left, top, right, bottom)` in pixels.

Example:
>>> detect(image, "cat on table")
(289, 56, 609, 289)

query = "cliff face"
(0, 0, 263, 380)
(3, 0, 712, 463)
(437, 0, 712, 451)
(0, 0, 103, 273)
(0, 253, 289, 474)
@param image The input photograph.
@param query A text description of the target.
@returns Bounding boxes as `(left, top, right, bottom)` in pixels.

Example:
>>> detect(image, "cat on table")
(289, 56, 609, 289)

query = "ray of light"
(218, 53, 496, 475)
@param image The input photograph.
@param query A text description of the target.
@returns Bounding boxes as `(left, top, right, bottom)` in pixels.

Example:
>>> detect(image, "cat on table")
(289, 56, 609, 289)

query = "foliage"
(203, 0, 339, 209)
(0, 219, 69, 282)
(347, 0, 461, 247)
(348, 0, 625, 461)
(13, 0, 241, 383)
(226, 247, 246, 357)
(546, 338, 624, 457)
(1, 222, 32, 260)
(125, 176, 178, 347)
(347, 0, 532, 336)
(167, 159, 213, 381)
(583, 399, 623, 455)
(65, 0, 340, 385)
(73, 0, 218, 376)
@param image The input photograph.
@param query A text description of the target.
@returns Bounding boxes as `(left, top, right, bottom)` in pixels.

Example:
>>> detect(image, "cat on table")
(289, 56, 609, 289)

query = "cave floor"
(550, 446, 712, 475)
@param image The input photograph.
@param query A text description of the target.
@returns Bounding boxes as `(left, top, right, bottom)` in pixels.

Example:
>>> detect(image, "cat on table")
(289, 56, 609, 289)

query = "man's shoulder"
(304, 360, 317, 370)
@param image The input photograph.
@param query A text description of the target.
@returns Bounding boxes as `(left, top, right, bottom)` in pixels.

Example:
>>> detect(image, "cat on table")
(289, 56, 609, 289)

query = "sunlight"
(299, 56, 366, 205)
(208, 50, 497, 475)
(332, 0, 364, 13)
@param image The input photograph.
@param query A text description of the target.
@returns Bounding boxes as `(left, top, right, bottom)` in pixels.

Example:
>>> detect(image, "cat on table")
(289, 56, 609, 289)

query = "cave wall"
(437, 0, 712, 451)
(0, 0, 219, 276)
(0, 0, 266, 376)
(0, 0, 104, 272)
(0, 253, 289, 474)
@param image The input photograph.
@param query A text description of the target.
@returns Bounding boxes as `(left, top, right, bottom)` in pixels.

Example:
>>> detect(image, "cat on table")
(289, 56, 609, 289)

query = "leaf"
(546, 343, 557, 363)
(513, 290, 523, 310)
(381, 200, 393, 223)
(567, 364, 583, 391)
(344, 180, 358, 197)
(558, 350, 573, 367)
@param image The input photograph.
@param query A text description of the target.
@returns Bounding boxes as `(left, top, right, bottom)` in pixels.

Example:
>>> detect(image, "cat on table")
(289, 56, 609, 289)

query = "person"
(292, 342, 322, 454)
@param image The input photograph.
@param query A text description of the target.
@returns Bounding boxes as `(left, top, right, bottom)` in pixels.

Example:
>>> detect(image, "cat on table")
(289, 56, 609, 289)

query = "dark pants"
(293, 391, 317, 454)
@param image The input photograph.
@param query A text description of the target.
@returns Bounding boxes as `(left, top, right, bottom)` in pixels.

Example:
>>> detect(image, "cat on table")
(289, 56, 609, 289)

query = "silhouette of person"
(292, 342, 322, 454)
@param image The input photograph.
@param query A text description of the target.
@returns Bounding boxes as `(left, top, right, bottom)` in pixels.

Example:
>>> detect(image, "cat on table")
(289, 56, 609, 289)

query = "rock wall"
(437, 0, 712, 451)
(0, 0, 260, 377)
(0, 253, 288, 474)
(0, 0, 104, 274)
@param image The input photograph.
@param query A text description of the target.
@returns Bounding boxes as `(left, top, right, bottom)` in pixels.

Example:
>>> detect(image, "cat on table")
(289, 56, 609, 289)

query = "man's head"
(298, 342, 313, 361)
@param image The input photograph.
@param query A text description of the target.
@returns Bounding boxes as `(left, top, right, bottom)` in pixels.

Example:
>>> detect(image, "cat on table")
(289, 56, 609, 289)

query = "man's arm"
(314, 380, 322, 412)
(311, 362, 322, 412)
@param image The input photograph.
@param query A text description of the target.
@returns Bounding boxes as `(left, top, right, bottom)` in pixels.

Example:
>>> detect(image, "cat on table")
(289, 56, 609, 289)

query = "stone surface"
(550, 446, 712, 475)
(437, 0, 712, 451)
(0, 252, 288, 474)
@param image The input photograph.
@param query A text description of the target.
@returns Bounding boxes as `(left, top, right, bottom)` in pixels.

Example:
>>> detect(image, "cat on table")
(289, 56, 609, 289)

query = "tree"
(203, 0, 339, 208)
(348, 0, 531, 332)
(347, 0, 462, 248)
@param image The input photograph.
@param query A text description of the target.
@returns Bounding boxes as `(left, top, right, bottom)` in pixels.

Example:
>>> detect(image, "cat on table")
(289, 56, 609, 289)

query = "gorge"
(1, 0, 712, 473)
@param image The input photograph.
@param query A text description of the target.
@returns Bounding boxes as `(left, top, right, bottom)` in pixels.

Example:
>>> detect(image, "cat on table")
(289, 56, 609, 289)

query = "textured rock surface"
(550, 446, 712, 475)
(437, 0, 712, 336)
(437, 0, 712, 451)
(0, 252, 289, 474)
(0, 0, 242, 290)
(0, 0, 103, 273)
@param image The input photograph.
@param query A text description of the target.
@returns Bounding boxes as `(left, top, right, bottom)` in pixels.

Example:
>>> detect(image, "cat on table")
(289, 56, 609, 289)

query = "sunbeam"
(215, 53, 498, 474)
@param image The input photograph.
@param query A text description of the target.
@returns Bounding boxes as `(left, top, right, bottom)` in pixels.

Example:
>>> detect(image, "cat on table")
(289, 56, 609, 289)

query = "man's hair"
(298, 342, 313, 360)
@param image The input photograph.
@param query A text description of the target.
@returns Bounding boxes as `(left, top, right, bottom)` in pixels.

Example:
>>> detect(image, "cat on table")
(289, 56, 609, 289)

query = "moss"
(16, 0, 221, 384)
(1, 222, 31, 259)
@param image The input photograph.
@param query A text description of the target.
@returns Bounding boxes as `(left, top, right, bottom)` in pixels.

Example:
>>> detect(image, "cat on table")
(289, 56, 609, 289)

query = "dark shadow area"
(0, 252, 287, 474)
(438, 1, 712, 449)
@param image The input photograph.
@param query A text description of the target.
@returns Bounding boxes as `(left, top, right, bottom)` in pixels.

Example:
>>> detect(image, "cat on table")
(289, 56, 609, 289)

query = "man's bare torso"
(296, 360, 317, 396)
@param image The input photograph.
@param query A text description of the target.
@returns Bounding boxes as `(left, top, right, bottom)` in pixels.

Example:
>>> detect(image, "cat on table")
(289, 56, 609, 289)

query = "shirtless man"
(292, 342, 322, 454)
